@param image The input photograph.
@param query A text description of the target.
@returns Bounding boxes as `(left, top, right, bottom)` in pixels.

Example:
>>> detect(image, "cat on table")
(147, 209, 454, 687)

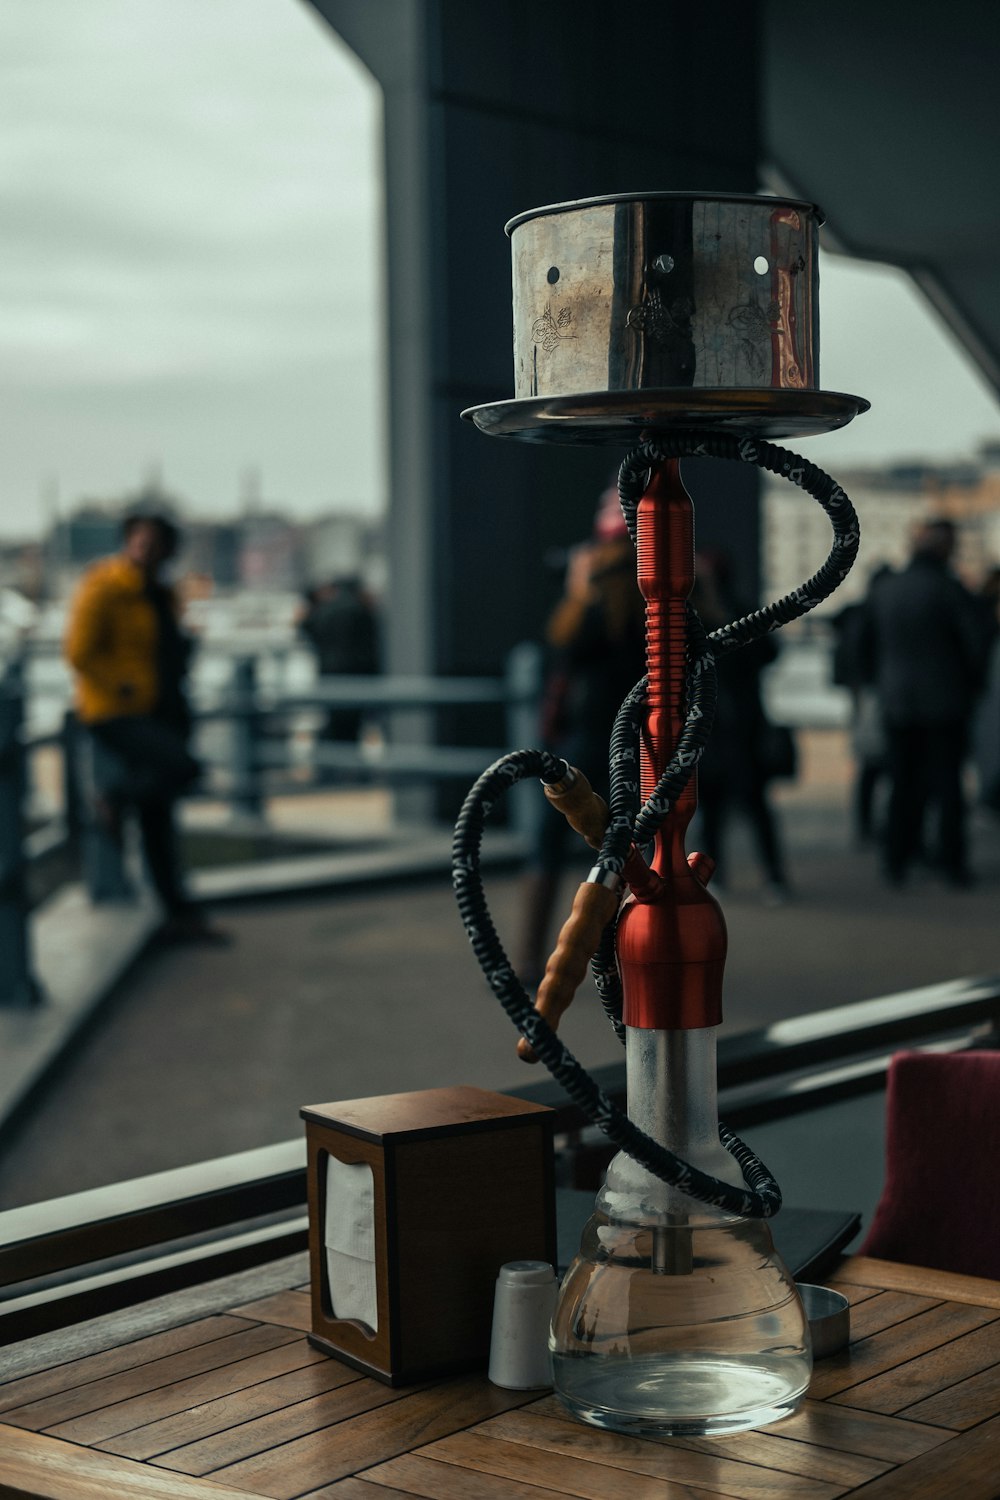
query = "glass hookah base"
(551, 1350, 811, 1437)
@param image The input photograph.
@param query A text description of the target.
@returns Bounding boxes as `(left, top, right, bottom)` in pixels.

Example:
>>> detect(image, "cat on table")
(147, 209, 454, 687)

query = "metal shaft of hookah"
(613, 457, 741, 1261)
(545, 449, 813, 1433)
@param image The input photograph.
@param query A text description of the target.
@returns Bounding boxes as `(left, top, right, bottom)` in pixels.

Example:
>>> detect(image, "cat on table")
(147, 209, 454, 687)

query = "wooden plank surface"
(227, 1290, 312, 1332)
(762, 1398, 951, 1463)
(1, 1323, 300, 1432)
(900, 1358, 1000, 1430)
(307, 1480, 429, 1500)
(202, 1378, 540, 1499)
(0, 1315, 254, 1412)
(832, 1411, 1000, 1498)
(313, 1450, 583, 1497)
(49, 1338, 333, 1447)
(153, 1373, 421, 1476)
(843, 1291, 939, 1340)
(522, 1392, 897, 1488)
(0, 1254, 309, 1385)
(808, 1300, 997, 1400)
(4, 1257, 999, 1500)
(98, 1352, 358, 1461)
(830, 1318, 1000, 1415)
(831, 1257, 1000, 1310)
(617, 1422, 887, 1488)
(0, 1422, 272, 1500)
(348, 1437, 724, 1498)
(471, 1406, 846, 1499)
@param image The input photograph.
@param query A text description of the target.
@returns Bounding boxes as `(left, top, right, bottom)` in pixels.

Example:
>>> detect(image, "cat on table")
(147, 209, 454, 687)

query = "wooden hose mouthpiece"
(542, 767, 610, 850)
(517, 880, 619, 1062)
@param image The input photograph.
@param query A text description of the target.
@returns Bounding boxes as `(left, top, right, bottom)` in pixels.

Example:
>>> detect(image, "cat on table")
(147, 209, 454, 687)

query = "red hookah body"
(616, 459, 728, 1031)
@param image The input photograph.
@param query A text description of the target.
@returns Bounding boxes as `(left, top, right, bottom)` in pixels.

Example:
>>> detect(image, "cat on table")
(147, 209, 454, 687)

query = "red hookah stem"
(617, 455, 726, 1030)
(617, 456, 726, 1030)
(635, 460, 696, 867)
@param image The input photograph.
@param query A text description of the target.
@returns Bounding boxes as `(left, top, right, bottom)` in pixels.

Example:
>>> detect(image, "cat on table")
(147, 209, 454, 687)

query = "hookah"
(452, 192, 868, 1436)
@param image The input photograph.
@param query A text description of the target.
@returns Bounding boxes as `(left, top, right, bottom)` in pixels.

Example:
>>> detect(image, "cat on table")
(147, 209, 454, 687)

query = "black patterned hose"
(453, 432, 859, 1217)
(452, 749, 782, 1218)
(587, 432, 861, 1017)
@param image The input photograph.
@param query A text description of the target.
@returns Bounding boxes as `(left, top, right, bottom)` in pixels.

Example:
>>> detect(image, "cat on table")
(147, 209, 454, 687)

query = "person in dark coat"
(691, 550, 791, 902)
(973, 567, 1000, 812)
(864, 519, 986, 886)
(298, 576, 381, 748)
(830, 564, 891, 845)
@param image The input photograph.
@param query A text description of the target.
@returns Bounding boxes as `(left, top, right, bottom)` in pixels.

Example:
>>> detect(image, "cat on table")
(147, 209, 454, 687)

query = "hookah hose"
(452, 432, 860, 1219)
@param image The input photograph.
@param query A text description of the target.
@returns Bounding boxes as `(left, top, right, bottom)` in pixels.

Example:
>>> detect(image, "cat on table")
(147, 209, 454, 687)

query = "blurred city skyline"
(3, 1, 1000, 541)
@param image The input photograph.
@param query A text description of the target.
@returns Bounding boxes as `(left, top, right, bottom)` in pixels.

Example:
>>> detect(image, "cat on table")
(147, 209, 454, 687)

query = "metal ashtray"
(797, 1283, 851, 1360)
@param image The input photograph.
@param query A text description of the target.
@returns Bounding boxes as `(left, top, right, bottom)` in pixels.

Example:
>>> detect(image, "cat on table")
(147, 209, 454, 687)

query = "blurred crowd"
(832, 517, 998, 888)
(61, 510, 382, 940)
(515, 496, 1000, 981)
(61, 500, 1000, 966)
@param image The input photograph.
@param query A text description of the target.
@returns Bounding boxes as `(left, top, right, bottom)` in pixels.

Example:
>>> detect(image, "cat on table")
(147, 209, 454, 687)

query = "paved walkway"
(1, 733, 999, 1209)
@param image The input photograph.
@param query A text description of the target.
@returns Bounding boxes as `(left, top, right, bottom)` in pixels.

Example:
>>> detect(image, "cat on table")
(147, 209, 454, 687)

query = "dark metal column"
(306, 0, 764, 709)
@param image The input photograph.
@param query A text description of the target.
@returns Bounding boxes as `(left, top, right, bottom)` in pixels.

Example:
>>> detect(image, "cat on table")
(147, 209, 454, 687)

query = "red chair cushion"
(859, 1049, 1000, 1280)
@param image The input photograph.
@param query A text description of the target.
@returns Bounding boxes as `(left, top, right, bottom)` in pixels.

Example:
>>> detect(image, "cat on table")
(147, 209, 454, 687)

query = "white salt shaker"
(487, 1260, 558, 1389)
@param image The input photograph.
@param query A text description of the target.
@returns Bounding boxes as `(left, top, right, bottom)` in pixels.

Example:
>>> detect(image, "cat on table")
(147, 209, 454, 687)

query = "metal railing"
(0, 660, 42, 1007)
(0, 645, 544, 1007)
(0, 630, 852, 1007)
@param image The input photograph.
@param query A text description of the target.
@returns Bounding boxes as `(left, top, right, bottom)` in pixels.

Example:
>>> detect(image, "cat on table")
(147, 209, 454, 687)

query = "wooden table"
(2, 1255, 999, 1499)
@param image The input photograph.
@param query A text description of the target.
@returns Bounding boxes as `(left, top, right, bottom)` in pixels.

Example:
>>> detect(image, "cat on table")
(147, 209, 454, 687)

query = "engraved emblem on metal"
(727, 299, 781, 378)
(626, 292, 694, 344)
(531, 304, 575, 351)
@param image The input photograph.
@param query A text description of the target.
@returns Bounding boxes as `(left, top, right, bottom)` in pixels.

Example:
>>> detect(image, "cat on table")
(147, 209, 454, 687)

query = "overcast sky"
(3, 0, 1000, 540)
(1, 0, 383, 535)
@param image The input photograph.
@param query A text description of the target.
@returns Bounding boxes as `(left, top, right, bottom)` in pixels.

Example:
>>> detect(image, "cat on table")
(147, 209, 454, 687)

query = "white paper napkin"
(324, 1154, 378, 1331)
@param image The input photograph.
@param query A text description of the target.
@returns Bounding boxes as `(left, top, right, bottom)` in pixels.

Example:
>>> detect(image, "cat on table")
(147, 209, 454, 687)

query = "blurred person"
(64, 513, 224, 941)
(863, 518, 987, 887)
(515, 486, 645, 984)
(973, 565, 1000, 658)
(973, 566, 1000, 812)
(691, 549, 791, 904)
(830, 565, 891, 845)
(297, 576, 380, 755)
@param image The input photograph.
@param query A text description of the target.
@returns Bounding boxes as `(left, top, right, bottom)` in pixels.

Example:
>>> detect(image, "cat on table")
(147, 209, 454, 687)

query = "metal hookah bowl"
(464, 191, 868, 442)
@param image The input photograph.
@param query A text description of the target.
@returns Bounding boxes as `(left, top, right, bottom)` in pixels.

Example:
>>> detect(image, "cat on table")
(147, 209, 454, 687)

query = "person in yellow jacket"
(65, 514, 221, 941)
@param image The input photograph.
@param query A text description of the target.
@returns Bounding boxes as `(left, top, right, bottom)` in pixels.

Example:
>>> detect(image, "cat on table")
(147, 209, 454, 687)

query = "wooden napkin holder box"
(301, 1085, 556, 1385)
